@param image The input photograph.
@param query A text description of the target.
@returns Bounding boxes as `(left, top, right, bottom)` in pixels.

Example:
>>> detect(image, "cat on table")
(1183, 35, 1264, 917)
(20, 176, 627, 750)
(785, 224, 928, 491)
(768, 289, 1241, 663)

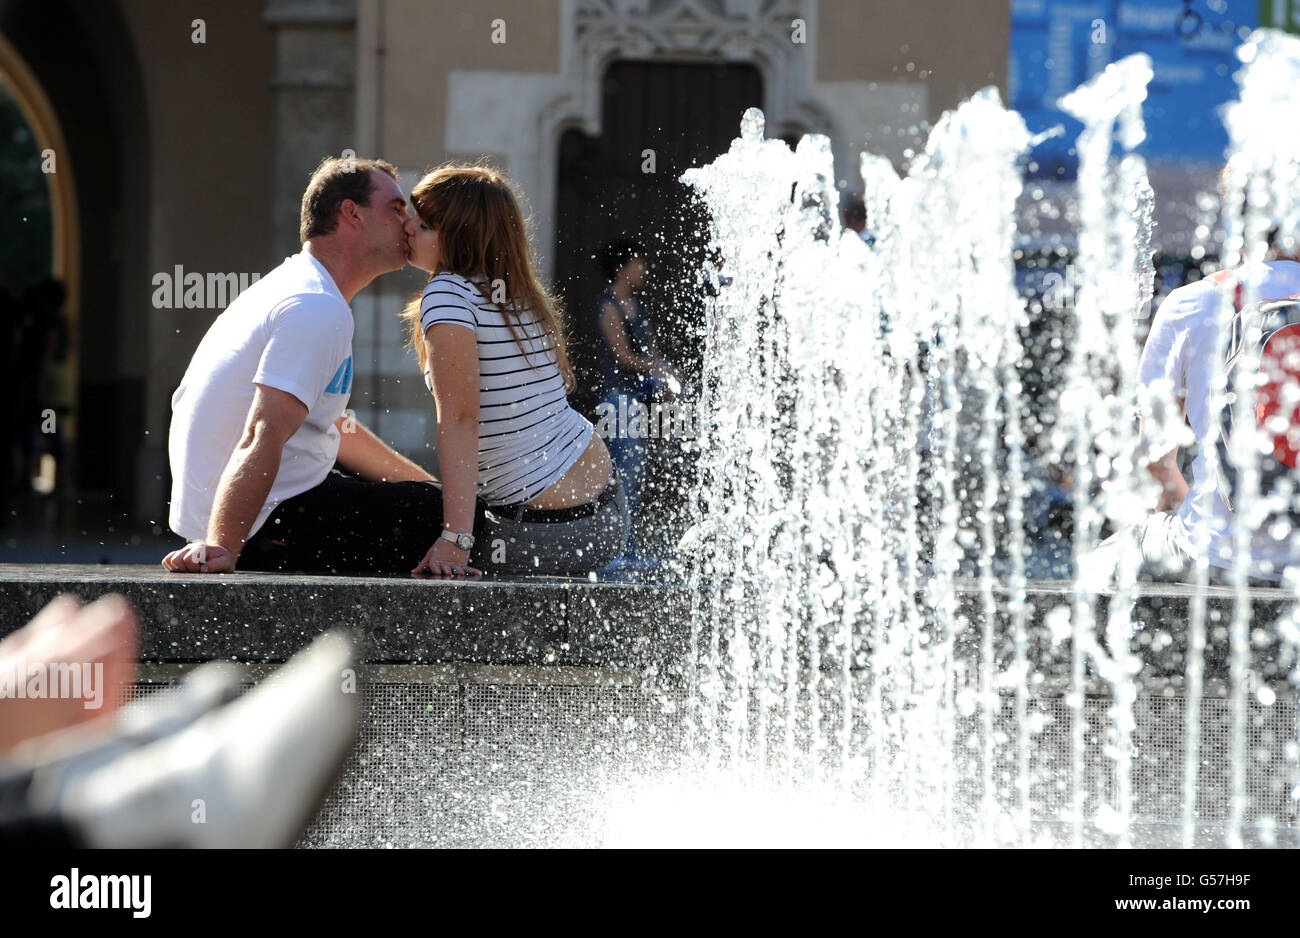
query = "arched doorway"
(0, 32, 78, 501)
(1, 0, 151, 537)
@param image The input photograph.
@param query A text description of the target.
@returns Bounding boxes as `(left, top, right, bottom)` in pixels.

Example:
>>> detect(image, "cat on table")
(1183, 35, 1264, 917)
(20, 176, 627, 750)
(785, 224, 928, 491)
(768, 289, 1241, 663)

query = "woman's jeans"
(477, 476, 630, 575)
(598, 389, 649, 555)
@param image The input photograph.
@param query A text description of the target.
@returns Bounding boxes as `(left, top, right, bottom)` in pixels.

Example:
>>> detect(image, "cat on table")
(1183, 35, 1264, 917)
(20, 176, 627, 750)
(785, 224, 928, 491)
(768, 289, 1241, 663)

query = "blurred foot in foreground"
(0, 595, 360, 847)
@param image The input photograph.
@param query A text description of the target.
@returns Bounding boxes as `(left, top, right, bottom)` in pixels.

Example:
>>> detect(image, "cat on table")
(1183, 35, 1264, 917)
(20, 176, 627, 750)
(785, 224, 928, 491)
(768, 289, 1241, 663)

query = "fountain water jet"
(1058, 52, 1156, 849)
(682, 88, 1037, 845)
(661, 33, 1300, 848)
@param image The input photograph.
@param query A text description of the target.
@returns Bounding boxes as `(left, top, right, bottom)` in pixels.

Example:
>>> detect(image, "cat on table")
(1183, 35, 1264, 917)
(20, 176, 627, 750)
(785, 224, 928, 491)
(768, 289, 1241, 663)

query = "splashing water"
(1211, 29, 1300, 849)
(1057, 52, 1155, 850)
(681, 90, 1036, 845)
(653, 33, 1300, 848)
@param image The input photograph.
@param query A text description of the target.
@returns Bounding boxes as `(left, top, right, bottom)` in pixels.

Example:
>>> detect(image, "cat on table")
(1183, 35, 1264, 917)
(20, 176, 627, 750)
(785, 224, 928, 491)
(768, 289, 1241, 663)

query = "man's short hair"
(299, 155, 399, 243)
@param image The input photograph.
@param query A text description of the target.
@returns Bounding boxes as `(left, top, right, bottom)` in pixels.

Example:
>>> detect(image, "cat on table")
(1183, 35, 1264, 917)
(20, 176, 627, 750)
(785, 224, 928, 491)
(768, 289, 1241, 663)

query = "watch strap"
(440, 529, 474, 550)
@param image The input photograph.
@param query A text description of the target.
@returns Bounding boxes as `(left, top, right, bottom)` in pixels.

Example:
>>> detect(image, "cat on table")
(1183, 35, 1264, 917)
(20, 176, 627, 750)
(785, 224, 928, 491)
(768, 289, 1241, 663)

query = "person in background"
(841, 193, 875, 248)
(594, 239, 682, 566)
(19, 279, 70, 493)
(1082, 197, 1300, 587)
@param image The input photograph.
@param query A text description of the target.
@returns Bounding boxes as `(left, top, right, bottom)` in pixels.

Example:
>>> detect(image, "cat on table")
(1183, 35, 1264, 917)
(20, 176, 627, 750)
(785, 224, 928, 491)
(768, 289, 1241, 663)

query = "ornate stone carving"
(446, 0, 836, 277)
(560, 0, 828, 139)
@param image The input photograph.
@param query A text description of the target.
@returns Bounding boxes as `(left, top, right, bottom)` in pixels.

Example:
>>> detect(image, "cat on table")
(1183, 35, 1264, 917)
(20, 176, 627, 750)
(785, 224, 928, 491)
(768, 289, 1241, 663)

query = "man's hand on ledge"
(162, 542, 237, 574)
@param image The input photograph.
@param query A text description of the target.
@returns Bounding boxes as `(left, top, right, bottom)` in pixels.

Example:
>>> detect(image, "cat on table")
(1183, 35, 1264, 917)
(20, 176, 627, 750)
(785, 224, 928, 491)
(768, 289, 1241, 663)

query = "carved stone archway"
(444, 0, 882, 279)
(554, 0, 832, 140)
(0, 33, 79, 368)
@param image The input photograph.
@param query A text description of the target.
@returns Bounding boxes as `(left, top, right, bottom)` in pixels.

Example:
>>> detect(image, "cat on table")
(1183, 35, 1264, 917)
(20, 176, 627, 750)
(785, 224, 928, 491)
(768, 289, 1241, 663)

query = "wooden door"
(553, 60, 763, 557)
(555, 60, 763, 413)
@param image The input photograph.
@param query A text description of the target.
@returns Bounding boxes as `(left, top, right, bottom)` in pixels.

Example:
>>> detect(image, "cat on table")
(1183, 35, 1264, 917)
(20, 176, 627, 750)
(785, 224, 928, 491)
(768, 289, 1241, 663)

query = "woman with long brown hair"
(403, 163, 628, 576)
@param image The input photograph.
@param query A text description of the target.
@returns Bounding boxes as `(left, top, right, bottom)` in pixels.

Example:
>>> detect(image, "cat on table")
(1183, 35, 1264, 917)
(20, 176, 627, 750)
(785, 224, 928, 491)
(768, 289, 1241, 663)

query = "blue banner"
(1009, 0, 1258, 177)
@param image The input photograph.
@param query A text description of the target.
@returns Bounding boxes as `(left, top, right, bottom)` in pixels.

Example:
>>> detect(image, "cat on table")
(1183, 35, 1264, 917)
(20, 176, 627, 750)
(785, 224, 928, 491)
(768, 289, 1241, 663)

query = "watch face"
(457, 534, 474, 550)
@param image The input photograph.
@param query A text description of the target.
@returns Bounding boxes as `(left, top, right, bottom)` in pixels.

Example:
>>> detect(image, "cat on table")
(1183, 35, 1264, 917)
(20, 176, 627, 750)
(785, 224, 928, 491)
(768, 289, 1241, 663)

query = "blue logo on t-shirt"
(325, 356, 353, 395)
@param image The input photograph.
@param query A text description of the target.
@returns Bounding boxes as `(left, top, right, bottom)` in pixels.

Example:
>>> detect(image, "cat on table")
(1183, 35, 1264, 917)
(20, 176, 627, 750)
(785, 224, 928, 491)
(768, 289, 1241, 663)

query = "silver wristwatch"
(440, 529, 475, 551)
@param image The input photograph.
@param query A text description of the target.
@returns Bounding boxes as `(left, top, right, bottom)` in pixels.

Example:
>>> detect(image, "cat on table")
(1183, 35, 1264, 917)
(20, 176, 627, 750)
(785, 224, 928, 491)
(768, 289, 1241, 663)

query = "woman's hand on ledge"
(162, 542, 237, 574)
(413, 538, 482, 580)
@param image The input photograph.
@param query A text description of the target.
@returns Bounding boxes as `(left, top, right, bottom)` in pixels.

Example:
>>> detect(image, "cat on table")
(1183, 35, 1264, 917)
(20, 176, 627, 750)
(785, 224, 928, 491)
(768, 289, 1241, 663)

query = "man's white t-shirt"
(168, 251, 354, 542)
(1138, 260, 1300, 577)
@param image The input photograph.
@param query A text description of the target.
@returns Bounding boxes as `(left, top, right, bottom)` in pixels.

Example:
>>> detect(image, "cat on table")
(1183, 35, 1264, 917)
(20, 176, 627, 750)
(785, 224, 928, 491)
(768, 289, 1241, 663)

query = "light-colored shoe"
(4, 661, 245, 806)
(60, 631, 361, 848)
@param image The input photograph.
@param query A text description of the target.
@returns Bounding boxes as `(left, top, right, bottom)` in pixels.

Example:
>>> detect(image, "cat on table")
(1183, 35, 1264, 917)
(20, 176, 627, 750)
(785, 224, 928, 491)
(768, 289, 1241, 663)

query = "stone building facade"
(0, 0, 1007, 523)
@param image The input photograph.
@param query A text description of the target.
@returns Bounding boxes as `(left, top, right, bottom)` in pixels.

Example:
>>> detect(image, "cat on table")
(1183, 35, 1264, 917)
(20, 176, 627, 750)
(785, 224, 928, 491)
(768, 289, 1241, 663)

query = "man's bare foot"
(0, 594, 139, 755)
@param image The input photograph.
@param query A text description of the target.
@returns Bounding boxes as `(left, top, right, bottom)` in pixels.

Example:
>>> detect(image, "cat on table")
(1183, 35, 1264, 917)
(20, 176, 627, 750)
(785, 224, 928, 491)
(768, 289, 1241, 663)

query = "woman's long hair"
(402, 163, 575, 391)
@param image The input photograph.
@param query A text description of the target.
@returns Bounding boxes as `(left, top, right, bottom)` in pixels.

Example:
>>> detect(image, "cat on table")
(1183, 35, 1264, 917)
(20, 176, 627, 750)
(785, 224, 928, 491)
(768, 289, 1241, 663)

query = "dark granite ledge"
(954, 578, 1295, 599)
(0, 563, 666, 588)
(955, 578, 1298, 683)
(0, 564, 689, 668)
(0, 566, 1296, 681)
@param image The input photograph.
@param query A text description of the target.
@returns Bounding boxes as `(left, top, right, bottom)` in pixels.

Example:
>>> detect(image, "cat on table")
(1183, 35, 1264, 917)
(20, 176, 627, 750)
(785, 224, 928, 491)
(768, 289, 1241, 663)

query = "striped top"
(420, 272, 593, 507)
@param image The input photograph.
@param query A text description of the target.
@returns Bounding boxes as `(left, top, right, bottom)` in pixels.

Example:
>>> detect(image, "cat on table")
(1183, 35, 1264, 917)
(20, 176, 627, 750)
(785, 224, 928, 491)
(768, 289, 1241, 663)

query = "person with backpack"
(1083, 249, 1300, 587)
